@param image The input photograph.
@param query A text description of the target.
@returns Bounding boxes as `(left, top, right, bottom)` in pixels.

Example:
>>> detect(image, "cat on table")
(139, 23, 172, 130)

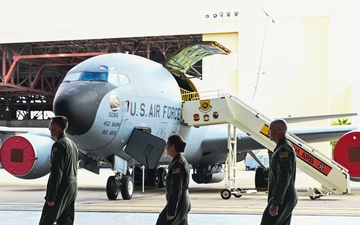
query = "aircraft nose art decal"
(77, 91, 126, 150)
(109, 93, 121, 111)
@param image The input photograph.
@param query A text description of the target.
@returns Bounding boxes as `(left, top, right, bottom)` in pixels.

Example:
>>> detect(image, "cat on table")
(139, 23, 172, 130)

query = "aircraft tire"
(255, 167, 269, 191)
(106, 176, 119, 200)
(220, 189, 231, 200)
(155, 167, 167, 188)
(234, 188, 242, 198)
(121, 175, 134, 200)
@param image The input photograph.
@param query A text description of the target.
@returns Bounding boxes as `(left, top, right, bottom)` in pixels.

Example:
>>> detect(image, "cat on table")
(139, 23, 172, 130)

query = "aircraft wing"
(283, 113, 358, 123)
(0, 126, 49, 145)
(0, 126, 41, 133)
(236, 124, 356, 150)
(290, 125, 358, 143)
(0, 127, 49, 137)
(164, 41, 231, 78)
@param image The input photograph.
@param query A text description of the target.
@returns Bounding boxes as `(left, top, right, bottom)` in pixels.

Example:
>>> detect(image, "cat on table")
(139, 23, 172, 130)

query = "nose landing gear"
(106, 173, 134, 200)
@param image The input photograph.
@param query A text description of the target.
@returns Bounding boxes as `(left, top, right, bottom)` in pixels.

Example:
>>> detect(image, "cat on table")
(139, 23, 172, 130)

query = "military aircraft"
(0, 41, 358, 200)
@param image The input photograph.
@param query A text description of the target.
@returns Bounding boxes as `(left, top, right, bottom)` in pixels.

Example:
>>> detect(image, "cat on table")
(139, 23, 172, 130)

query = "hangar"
(0, 0, 359, 129)
(0, 35, 201, 122)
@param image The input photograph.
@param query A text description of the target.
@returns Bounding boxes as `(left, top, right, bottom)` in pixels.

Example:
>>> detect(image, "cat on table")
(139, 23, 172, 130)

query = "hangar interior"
(0, 34, 202, 125)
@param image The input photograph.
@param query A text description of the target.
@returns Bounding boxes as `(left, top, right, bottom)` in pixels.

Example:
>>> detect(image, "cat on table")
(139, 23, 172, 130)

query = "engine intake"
(0, 133, 54, 179)
(333, 130, 360, 182)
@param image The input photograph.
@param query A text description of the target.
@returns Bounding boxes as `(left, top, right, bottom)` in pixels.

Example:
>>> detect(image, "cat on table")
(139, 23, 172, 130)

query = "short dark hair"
(51, 115, 68, 131)
(272, 118, 288, 132)
(168, 134, 186, 153)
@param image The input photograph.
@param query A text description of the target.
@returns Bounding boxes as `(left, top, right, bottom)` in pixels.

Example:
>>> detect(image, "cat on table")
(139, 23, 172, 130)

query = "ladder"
(182, 90, 350, 198)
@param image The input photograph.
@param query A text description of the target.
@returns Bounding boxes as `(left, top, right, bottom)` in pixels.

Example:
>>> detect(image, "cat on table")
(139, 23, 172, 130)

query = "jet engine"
(333, 130, 360, 182)
(192, 164, 225, 184)
(0, 133, 54, 179)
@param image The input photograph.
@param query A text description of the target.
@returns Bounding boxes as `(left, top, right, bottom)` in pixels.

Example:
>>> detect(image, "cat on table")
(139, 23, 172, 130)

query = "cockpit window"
(62, 71, 129, 86)
(62, 71, 108, 83)
(119, 74, 130, 86)
(81, 72, 108, 81)
(108, 73, 130, 87)
(63, 72, 81, 82)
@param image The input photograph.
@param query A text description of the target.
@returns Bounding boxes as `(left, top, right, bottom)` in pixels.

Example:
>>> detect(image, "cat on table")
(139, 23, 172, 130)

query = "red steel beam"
(3, 52, 107, 85)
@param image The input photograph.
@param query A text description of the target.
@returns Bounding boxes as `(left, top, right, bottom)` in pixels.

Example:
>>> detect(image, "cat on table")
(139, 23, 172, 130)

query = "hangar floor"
(1, 168, 359, 224)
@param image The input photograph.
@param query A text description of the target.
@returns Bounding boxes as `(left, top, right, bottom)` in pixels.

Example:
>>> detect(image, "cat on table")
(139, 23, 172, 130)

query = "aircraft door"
(124, 129, 166, 169)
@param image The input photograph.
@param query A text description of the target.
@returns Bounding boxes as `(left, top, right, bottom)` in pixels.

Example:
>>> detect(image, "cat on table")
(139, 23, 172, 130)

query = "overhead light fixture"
(205, 11, 238, 19)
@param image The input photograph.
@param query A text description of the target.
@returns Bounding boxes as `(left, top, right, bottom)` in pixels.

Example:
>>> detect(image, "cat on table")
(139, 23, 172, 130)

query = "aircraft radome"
(0, 41, 358, 200)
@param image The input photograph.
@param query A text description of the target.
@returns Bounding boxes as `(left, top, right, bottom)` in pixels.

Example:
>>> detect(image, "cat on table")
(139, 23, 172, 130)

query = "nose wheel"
(120, 175, 134, 200)
(106, 174, 134, 200)
(106, 176, 119, 200)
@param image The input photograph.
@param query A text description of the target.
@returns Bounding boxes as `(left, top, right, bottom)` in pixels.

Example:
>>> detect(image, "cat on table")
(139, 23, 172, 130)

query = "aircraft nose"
(53, 82, 117, 135)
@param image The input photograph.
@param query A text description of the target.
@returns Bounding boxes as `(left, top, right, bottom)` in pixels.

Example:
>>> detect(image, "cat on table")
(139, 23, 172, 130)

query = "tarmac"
(1, 168, 360, 225)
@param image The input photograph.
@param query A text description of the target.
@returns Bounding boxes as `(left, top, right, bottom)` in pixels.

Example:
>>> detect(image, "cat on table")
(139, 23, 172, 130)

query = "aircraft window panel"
(62, 72, 81, 82)
(108, 73, 120, 86)
(81, 72, 108, 81)
(108, 73, 129, 87)
(119, 74, 130, 86)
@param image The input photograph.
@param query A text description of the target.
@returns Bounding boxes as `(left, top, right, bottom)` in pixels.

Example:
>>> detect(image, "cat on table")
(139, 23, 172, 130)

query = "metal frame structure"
(225, 124, 237, 194)
(182, 90, 351, 199)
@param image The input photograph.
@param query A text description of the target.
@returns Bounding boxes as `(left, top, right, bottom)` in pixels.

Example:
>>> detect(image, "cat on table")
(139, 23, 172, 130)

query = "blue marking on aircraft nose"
(53, 82, 117, 135)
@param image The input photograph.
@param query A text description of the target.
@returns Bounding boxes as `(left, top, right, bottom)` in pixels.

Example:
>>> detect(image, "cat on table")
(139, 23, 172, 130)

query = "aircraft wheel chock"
(221, 189, 231, 200)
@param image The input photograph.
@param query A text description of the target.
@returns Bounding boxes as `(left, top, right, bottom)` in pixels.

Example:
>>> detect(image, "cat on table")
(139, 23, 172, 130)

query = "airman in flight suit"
(260, 119, 298, 225)
(156, 135, 191, 225)
(39, 116, 79, 225)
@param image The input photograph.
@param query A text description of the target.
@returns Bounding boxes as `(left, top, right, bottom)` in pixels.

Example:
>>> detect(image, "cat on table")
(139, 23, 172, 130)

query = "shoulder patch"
(172, 167, 181, 174)
(52, 146, 58, 153)
(279, 151, 288, 159)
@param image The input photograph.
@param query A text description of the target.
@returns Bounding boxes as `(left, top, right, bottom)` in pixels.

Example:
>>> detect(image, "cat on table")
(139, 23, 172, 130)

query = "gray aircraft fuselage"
(53, 53, 242, 168)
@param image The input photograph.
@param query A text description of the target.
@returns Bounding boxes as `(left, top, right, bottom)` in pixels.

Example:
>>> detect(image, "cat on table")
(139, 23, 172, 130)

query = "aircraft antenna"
(252, 9, 275, 100)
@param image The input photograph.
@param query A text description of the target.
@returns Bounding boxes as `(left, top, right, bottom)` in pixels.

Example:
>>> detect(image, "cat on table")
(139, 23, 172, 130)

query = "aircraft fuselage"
(53, 52, 238, 170)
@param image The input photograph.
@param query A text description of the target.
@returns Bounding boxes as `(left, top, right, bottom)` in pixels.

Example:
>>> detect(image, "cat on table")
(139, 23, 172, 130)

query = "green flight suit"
(156, 154, 191, 225)
(39, 134, 79, 225)
(260, 137, 298, 225)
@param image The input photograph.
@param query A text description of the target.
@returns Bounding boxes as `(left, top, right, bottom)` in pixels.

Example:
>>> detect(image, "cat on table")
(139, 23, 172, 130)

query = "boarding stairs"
(181, 90, 350, 199)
